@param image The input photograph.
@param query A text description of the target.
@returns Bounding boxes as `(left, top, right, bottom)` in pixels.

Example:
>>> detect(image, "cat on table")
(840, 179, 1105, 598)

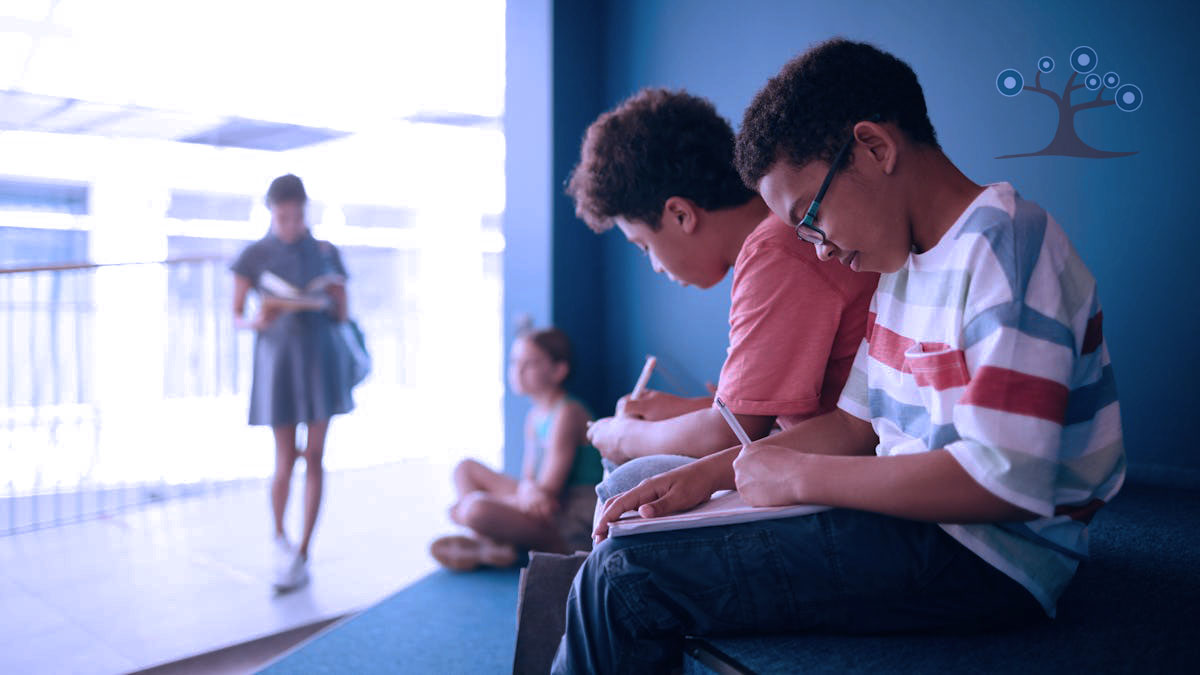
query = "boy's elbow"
(836, 409, 877, 453)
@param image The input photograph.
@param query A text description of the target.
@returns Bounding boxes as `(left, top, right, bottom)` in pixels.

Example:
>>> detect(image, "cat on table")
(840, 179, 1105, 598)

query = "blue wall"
(584, 0, 1200, 483)
(504, 0, 611, 474)
(551, 0, 611, 425)
(503, 0, 553, 475)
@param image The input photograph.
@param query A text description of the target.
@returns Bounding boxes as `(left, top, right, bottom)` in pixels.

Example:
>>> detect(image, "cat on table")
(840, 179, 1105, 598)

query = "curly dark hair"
(735, 39, 939, 187)
(266, 173, 308, 206)
(567, 88, 756, 233)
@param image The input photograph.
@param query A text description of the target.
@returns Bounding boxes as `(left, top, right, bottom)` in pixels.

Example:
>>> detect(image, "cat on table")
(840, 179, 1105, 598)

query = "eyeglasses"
(794, 116, 878, 246)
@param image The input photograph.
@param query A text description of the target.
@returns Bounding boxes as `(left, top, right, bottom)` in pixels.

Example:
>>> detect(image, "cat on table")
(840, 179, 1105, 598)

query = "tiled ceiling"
(0, 0, 503, 150)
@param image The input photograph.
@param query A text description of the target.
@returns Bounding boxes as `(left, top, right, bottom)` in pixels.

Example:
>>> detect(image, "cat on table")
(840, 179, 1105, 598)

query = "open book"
(258, 271, 344, 312)
(608, 490, 829, 538)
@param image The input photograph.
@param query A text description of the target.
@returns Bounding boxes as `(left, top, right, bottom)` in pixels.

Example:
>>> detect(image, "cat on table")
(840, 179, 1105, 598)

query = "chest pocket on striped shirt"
(904, 343, 971, 426)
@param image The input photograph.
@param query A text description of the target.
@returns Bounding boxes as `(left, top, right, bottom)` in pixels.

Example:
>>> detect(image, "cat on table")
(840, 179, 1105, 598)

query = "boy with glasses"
(567, 88, 878, 487)
(554, 39, 1124, 674)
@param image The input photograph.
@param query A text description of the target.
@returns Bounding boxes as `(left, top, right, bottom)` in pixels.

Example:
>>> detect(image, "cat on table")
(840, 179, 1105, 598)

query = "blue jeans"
(596, 455, 696, 503)
(551, 509, 1045, 674)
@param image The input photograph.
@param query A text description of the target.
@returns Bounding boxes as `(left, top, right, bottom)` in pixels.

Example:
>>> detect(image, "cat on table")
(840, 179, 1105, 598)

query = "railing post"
(49, 270, 62, 449)
(5, 275, 14, 449)
(29, 273, 40, 429)
(31, 471, 40, 531)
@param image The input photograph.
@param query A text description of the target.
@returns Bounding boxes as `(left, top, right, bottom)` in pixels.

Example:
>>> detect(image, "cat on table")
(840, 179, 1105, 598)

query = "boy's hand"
(592, 461, 717, 543)
(733, 443, 808, 507)
(616, 389, 691, 421)
(586, 416, 634, 465)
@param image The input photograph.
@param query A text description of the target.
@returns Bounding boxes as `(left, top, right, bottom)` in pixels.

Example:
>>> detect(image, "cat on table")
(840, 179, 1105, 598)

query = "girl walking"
(231, 174, 354, 592)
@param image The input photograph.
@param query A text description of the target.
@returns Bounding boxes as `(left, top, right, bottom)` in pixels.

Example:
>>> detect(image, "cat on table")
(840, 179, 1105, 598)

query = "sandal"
(430, 535, 518, 571)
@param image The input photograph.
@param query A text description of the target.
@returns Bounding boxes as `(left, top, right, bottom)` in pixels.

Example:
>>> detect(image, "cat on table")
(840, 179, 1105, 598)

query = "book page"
(306, 273, 346, 293)
(609, 490, 828, 537)
(258, 272, 334, 312)
(261, 295, 330, 312)
(259, 271, 303, 299)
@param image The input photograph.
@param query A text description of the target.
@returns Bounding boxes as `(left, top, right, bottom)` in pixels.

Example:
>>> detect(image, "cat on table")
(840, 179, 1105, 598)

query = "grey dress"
(232, 231, 355, 426)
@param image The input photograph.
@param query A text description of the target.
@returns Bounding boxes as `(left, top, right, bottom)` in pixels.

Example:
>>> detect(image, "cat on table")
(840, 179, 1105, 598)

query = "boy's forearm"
(765, 409, 878, 457)
(618, 409, 746, 459)
(695, 445, 740, 491)
(674, 396, 718, 416)
(799, 450, 1036, 523)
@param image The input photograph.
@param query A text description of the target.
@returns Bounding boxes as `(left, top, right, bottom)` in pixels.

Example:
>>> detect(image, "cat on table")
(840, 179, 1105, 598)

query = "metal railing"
(1, 242, 505, 535)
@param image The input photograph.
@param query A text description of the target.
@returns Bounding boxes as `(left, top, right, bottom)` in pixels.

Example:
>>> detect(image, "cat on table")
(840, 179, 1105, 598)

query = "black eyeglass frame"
(793, 115, 880, 246)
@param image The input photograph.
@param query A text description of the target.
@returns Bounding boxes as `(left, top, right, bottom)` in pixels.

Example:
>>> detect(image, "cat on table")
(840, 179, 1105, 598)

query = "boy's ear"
(662, 196, 699, 235)
(853, 121, 898, 175)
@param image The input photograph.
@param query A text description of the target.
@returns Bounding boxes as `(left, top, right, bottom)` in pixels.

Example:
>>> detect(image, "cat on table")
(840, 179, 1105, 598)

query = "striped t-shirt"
(837, 183, 1125, 616)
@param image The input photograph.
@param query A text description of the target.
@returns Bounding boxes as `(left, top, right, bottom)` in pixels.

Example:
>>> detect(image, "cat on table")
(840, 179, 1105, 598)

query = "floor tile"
(1, 461, 468, 673)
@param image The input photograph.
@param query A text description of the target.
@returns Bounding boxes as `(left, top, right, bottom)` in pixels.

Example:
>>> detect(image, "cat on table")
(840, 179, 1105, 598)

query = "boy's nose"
(815, 241, 841, 262)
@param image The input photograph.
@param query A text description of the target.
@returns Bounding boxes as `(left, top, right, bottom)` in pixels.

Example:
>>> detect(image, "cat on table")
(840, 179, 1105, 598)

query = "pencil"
(631, 355, 657, 400)
(715, 397, 752, 448)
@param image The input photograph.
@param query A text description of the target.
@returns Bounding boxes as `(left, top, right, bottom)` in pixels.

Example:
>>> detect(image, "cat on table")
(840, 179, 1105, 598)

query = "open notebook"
(608, 490, 829, 537)
(258, 271, 342, 312)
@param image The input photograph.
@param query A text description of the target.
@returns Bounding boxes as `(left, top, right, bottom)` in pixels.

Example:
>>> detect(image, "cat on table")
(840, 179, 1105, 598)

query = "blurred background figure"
(231, 174, 353, 592)
(431, 327, 601, 571)
(0, 1, 508, 671)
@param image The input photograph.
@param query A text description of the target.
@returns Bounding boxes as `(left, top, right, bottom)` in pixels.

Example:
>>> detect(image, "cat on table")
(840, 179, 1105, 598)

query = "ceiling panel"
(91, 109, 220, 141)
(0, 90, 64, 127)
(29, 99, 129, 133)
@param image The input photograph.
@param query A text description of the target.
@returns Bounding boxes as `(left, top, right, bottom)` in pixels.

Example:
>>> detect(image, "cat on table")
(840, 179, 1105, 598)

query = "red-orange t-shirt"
(715, 214, 879, 429)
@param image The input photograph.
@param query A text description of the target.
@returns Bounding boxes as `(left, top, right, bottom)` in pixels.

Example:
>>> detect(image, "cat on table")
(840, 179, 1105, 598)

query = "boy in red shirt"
(568, 89, 877, 495)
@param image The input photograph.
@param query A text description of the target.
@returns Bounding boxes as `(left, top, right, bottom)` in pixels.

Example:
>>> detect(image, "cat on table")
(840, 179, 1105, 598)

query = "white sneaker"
(273, 553, 309, 592)
(274, 533, 296, 558)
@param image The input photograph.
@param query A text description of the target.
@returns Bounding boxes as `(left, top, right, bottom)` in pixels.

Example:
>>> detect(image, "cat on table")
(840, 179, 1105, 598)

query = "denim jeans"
(551, 508, 1045, 674)
(595, 455, 697, 503)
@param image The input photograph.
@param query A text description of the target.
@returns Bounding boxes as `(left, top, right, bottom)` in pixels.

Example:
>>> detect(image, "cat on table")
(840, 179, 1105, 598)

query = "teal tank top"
(532, 396, 603, 488)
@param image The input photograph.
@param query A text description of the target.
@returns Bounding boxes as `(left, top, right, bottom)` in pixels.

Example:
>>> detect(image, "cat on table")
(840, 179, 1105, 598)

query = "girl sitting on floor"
(431, 327, 602, 570)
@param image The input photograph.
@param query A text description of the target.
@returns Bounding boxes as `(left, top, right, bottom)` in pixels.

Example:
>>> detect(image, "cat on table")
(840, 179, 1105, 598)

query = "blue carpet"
(263, 484, 1197, 674)
(261, 567, 520, 674)
(689, 482, 1200, 673)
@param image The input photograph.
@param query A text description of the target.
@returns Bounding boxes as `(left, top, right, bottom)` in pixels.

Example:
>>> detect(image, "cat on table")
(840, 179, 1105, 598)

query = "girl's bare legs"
(436, 458, 568, 571)
(455, 492, 570, 553)
(450, 459, 518, 523)
(271, 425, 299, 538)
(297, 419, 329, 558)
(453, 458, 519, 499)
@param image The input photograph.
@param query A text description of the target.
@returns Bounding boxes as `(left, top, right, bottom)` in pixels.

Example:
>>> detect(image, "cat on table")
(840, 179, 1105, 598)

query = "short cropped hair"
(735, 39, 939, 187)
(266, 174, 308, 206)
(567, 88, 756, 232)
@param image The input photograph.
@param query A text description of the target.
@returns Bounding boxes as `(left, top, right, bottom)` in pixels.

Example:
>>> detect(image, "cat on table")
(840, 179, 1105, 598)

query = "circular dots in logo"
(997, 69, 1024, 96)
(1114, 84, 1142, 112)
(1084, 73, 1102, 90)
(1038, 57, 1054, 73)
(1103, 72, 1120, 88)
(1071, 46, 1098, 73)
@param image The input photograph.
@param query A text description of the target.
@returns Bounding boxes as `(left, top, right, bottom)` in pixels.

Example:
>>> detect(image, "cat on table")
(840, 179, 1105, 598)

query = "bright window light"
(0, 1, 507, 499)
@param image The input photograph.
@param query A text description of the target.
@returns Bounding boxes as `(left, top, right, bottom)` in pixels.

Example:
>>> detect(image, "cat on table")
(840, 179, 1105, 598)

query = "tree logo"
(996, 46, 1142, 159)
